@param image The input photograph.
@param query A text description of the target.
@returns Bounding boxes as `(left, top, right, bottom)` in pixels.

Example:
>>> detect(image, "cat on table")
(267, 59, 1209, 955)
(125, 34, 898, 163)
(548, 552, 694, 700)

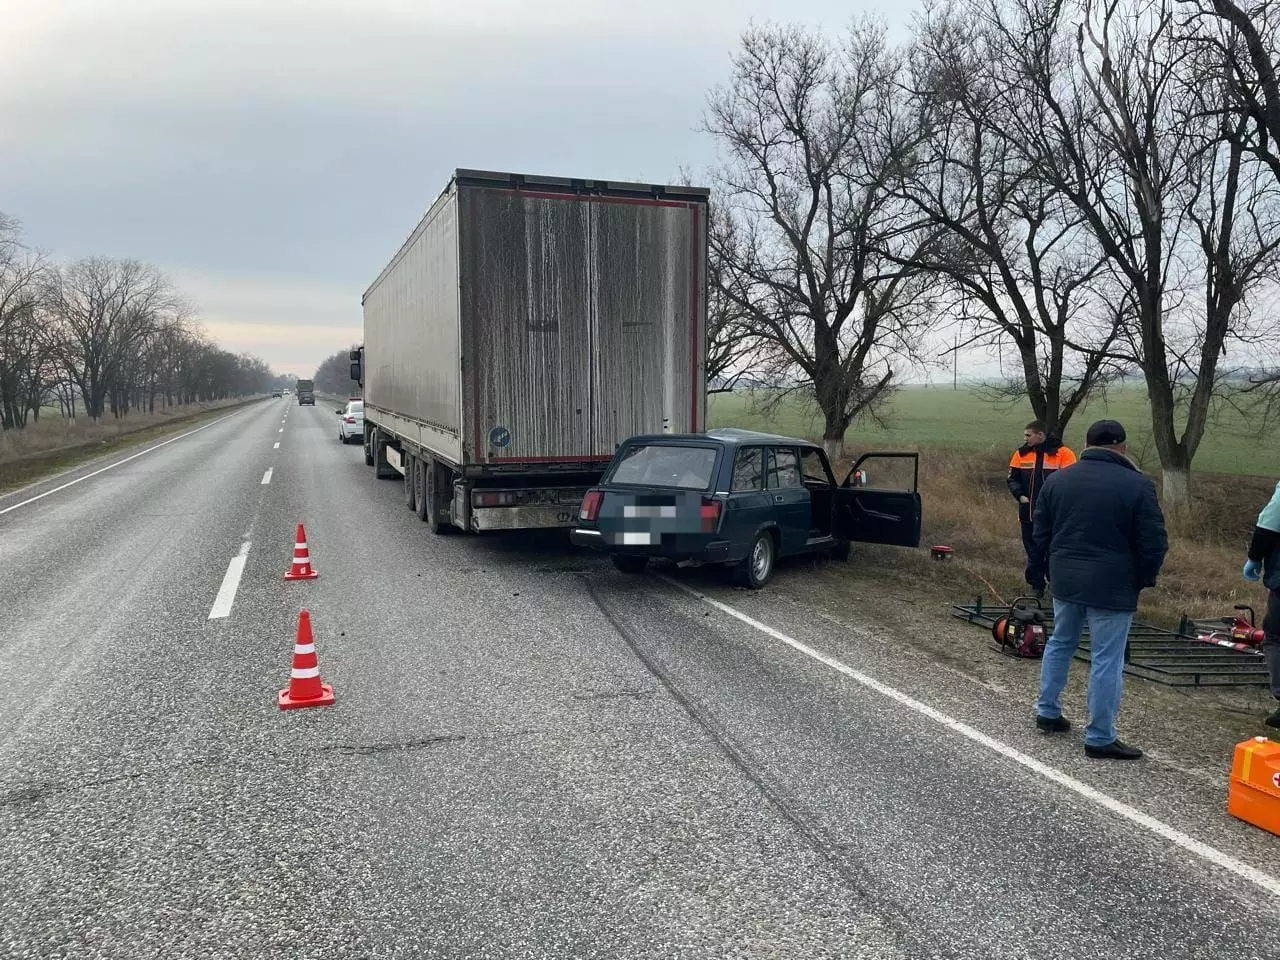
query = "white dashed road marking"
(261, 469, 273, 485)
(208, 541, 251, 620)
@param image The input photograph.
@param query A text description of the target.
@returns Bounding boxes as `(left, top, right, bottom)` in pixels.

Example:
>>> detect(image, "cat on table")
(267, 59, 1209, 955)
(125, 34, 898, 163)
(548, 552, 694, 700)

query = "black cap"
(1086, 419, 1126, 446)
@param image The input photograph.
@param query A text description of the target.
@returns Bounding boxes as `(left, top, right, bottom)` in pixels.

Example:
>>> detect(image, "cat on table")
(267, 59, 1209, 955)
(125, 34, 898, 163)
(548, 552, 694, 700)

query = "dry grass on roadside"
(0, 399, 250, 465)
(833, 447, 1274, 629)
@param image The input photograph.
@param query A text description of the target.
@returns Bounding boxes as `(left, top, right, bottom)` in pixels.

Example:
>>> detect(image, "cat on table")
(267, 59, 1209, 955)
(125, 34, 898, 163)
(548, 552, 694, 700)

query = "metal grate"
(951, 598, 1269, 688)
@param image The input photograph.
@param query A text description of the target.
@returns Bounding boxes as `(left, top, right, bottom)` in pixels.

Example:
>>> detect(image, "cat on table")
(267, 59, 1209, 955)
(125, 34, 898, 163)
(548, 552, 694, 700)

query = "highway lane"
(2, 399, 1279, 958)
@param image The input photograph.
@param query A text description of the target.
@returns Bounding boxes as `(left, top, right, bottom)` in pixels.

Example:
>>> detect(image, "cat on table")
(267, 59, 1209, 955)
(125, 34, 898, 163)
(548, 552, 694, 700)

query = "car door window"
(732, 448, 765, 492)
(766, 448, 801, 489)
(800, 449, 833, 486)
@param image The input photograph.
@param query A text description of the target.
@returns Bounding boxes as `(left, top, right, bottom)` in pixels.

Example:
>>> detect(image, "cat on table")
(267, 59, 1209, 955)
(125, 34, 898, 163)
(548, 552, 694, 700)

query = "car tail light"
(580, 490, 604, 522)
(699, 497, 722, 532)
(343, 416, 356, 423)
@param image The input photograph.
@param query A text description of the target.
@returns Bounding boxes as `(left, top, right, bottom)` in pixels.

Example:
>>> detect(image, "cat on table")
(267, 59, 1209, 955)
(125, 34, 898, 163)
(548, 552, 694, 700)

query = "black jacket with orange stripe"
(1008, 437, 1076, 524)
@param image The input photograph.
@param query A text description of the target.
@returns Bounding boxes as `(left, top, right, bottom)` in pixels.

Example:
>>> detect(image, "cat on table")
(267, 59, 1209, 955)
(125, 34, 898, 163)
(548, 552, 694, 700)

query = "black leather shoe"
(1036, 714, 1071, 733)
(1085, 739, 1143, 760)
(1265, 708, 1280, 730)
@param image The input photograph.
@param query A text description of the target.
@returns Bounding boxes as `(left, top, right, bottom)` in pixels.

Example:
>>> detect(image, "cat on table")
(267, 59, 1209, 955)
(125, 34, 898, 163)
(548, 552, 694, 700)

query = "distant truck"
(296, 379, 315, 405)
(353, 168, 709, 534)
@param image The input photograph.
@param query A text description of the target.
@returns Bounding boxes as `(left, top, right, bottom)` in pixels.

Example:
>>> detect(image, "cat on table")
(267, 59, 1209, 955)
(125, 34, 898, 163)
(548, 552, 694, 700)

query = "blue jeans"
(1036, 600, 1134, 747)
(1020, 521, 1046, 591)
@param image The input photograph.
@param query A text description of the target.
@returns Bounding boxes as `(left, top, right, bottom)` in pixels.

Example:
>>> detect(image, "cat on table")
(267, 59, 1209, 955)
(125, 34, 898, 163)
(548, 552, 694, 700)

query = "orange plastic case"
(1228, 737, 1280, 836)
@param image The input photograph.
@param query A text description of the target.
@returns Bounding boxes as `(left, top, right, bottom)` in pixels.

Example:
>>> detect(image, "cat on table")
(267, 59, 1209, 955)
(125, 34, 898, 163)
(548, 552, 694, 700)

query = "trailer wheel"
(424, 457, 452, 535)
(363, 431, 374, 466)
(414, 459, 430, 523)
(373, 430, 397, 480)
(404, 453, 418, 510)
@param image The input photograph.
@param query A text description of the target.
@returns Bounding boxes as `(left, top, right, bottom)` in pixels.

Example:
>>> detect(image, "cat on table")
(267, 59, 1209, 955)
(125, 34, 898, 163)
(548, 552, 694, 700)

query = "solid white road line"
(273, 442, 280, 449)
(261, 468, 273, 485)
(661, 576, 1280, 899)
(208, 541, 251, 620)
(0, 412, 239, 517)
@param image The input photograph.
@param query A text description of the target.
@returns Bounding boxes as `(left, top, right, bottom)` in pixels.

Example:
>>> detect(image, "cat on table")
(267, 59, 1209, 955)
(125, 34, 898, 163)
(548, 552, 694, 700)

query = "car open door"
(833, 453, 922, 548)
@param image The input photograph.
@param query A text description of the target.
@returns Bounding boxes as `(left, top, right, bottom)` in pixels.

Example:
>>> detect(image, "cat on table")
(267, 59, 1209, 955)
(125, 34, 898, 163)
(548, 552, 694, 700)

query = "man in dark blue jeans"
(1031, 420, 1169, 759)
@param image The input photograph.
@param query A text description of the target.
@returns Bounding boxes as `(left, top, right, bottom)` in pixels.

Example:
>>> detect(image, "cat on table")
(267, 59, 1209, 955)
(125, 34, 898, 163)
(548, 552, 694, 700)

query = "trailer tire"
(373, 430, 397, 480)
(414, 459, 430, 523)
(404, 453, 418, 510)
(424, 457, 452, 535)
(363, 431, 374, 466)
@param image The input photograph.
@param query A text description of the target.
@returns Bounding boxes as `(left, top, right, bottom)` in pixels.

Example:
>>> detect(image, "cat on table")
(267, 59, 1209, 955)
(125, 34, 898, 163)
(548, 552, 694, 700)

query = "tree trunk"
(1161, 464, 1191, 521)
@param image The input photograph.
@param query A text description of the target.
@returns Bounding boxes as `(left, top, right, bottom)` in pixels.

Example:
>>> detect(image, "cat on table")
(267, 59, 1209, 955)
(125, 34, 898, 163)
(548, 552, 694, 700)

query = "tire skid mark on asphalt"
(578, 577, 930, 960)
(660, 575, 1280, 900)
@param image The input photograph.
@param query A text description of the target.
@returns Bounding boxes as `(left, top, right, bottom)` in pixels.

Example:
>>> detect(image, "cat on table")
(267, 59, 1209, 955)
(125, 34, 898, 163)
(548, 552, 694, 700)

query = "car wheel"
(611, 555, 648, 575)
(733, 531, 775, 589)
(831, 539, 851, 563)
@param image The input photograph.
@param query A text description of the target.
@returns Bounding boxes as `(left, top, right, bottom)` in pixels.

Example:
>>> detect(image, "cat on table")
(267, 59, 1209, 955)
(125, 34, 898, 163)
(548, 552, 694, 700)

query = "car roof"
(622, 427, 816, 449)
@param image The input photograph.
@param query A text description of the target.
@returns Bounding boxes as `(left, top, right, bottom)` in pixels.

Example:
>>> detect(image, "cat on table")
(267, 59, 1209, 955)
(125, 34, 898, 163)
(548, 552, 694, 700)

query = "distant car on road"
(337, 399, 365, 444)
(296, 379, 315, 405)
(271, 389, 282, 398)
(571, 428, 922, 588)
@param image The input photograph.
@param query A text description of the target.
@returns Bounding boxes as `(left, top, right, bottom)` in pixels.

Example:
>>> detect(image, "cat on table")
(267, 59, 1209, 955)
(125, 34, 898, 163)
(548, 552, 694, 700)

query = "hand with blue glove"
(1244, 559, 1263, 582)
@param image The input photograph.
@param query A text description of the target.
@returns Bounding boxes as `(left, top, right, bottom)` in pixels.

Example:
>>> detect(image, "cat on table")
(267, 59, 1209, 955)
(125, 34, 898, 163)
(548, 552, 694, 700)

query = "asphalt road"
(2, 399, 1279, 960)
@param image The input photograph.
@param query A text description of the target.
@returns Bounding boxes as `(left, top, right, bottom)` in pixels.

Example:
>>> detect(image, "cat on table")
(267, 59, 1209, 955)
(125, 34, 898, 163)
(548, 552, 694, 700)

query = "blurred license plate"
(624, 505, 677, 519)
(619, 532, 653, 545)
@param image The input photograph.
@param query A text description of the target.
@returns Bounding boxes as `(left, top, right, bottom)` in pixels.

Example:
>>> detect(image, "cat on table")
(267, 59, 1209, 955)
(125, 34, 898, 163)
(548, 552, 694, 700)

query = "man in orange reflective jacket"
(1008, 420, 1077, 599)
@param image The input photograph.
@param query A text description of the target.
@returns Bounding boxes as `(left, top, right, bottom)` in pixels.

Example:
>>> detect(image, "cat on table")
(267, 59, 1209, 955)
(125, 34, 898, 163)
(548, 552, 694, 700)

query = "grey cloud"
(1, 0, 911, 372)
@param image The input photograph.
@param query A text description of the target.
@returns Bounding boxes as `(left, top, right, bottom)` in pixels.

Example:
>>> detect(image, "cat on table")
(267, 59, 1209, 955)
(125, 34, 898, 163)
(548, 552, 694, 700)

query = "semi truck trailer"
(353, 168, 709, 534)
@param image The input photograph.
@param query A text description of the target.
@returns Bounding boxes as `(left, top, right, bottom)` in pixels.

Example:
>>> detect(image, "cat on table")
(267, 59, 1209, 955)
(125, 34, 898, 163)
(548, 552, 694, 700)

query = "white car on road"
(337, 399, 365, 444)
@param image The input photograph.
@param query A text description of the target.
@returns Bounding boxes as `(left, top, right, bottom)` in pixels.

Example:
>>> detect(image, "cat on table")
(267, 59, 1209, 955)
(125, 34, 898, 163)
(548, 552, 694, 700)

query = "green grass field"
(708, 385, 1278, 478)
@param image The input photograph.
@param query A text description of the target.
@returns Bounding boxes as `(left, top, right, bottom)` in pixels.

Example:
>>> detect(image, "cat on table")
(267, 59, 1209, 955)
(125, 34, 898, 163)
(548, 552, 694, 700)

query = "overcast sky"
(3, 0, 932, 378)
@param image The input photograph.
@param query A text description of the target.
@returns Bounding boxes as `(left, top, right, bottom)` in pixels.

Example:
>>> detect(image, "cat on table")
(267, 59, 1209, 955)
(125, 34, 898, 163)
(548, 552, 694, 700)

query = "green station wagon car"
(571, 428, 922, 587)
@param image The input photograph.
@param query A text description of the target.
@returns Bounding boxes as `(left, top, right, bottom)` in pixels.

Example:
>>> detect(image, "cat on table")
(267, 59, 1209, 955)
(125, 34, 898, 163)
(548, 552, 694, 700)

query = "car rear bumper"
(570, 528, 733, 563)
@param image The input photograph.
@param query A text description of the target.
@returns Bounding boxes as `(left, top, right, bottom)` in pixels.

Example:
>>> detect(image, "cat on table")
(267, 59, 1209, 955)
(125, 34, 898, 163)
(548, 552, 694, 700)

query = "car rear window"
(348, 401, 363, 411)
(609, 444, 718, 490)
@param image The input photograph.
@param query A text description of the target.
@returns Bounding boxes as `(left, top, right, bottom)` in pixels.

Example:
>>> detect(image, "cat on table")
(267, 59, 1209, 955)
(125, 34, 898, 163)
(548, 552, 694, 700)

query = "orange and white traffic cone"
(284, 522, 319, 580)
(278, 609, 335, 710)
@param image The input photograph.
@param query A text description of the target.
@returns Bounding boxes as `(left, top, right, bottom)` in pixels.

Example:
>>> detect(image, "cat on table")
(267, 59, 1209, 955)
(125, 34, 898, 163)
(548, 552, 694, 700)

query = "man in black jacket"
(1031, 420, 1168, 760)
(1008, 421, 1076, 599)
(1243, 481, 1280, 727)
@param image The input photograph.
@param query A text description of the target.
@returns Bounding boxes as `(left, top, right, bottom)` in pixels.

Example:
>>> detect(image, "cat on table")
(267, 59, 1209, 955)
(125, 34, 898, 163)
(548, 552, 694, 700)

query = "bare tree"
(979, 0, 1280, 510)
(0, 216, 53, 429)
(47, 258, 174, 422)
(1182, 0, 1280, 179)
(704, 202, 762, 393)
(705, 21, 938, 456)
(899, 3, 1124, 436)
